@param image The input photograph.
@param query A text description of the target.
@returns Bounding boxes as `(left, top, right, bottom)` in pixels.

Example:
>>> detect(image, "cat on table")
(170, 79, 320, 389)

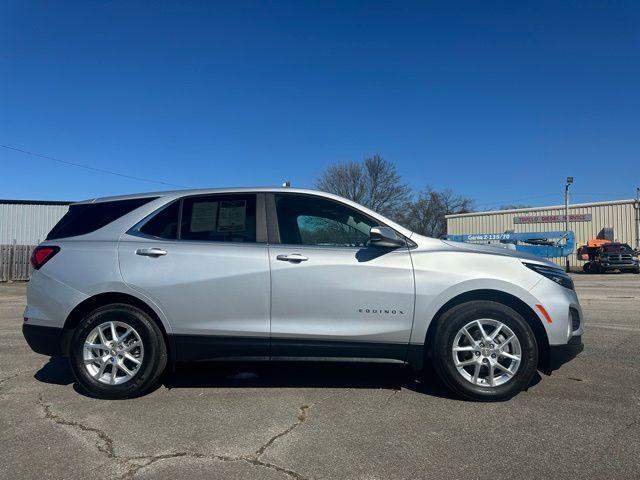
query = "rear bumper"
(546, 335, 583, 372)
(22, 323, 64, 357)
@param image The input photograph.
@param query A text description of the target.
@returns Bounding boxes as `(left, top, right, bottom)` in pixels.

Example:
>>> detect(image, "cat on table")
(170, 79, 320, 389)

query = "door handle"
(276, 253, 309, 263)
(136, 248, 167, 257)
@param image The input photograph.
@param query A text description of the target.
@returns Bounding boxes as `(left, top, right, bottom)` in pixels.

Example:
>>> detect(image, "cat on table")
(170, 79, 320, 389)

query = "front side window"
(180, 194, 257, 243)
(274, 194, 379, 247)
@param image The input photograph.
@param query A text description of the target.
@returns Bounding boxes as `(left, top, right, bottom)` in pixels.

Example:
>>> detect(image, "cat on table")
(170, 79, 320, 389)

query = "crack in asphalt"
(0, 371, 29, 392)
(383, 388, 401, 406)
(604, 391, 640, 454)
(255, 404, 311, 457)
(121, 452, 309, 480)
(121, 452, 241, 480)
(38, 392, 317, 480)
(0, 373, 20, 388)
(38, 392, 116, 458)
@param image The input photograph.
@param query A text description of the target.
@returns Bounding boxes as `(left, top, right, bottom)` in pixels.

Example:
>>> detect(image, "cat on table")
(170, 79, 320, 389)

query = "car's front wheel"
(69, 304, 167, 399)
(432, 301, 538, 401)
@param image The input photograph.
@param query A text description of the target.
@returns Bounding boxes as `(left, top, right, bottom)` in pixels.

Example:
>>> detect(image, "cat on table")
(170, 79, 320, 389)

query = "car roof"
(76, 187, 335, 203)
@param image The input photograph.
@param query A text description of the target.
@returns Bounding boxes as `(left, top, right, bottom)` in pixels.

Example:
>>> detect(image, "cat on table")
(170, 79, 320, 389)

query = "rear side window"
(47, 197, 156, 240)
(180, 194, 257, 243)
(139, 201, 179, 239)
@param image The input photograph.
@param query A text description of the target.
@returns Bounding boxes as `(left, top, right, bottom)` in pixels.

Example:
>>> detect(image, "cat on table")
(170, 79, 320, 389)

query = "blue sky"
(1, 1, 639, 210)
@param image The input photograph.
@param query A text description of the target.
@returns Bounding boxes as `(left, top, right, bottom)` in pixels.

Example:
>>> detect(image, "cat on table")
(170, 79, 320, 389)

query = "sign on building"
(513, 213, 592, 224)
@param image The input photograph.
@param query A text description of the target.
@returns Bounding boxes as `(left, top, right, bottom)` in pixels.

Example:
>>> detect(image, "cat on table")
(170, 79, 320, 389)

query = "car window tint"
(180, 194, 257, 243)
(47, 197, 156, 240)
(139, 201, 179, 239)
(274, 194, 378, 247)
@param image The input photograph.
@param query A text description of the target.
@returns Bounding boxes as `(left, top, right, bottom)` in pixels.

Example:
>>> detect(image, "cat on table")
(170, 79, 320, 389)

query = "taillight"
(30, 246, 60, 269)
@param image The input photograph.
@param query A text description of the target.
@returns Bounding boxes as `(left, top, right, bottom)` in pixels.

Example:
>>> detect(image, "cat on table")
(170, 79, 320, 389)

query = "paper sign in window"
(218, 200, 246, 232)
(190, 202, 218, 232)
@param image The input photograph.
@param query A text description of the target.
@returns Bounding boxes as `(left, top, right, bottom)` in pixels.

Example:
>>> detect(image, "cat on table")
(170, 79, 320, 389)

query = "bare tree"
(400, 188, 474, 238)
(316, 155, 411, 218)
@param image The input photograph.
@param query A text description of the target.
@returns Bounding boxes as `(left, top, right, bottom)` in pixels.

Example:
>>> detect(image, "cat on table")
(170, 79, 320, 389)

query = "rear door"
(267, 193, 415, 361)
(118, 193, 271, 361)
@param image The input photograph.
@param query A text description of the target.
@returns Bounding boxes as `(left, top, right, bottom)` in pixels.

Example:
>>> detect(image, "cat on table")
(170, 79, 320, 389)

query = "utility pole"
(565, 177, 574, 273)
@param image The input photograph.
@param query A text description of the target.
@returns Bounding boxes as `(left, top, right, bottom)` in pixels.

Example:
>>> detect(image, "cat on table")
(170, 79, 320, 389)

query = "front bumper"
(523, 276, 585, 373)
(546, 335, 584, 372)
(601, 263, 638, 269)
(22, 323, 65, 357)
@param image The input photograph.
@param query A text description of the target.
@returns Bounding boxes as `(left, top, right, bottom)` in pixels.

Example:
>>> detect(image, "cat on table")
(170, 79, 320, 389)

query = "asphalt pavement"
(1, 273, 638, 479)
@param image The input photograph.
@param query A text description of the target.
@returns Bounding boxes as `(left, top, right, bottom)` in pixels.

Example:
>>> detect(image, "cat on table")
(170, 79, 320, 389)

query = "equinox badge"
(359, 308, 405, 315)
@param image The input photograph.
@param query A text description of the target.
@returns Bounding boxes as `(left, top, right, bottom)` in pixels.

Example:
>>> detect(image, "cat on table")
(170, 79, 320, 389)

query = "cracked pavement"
(1, 274, 639, 479)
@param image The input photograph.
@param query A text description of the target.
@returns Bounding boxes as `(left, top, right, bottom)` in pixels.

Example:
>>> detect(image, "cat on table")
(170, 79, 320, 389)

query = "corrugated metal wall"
(0, 202, 69, 244)
(446, 199, 639, 268)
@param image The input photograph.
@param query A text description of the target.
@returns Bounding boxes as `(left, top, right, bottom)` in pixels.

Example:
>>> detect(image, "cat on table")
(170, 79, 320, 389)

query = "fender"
(65, 282, 174, 335)
(409, 277, 537, 346)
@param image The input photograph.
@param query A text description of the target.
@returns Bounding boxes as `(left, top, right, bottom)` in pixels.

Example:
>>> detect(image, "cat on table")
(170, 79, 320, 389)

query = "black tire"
(69, 304, 168, 399)
(633, 267, 639, 275)
(431, 301, 538, 402)
(582, 263, 591, 273)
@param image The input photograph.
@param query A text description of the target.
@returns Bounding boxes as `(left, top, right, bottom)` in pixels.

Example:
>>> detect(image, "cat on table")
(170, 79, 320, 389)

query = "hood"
(438, 239, 559, 268)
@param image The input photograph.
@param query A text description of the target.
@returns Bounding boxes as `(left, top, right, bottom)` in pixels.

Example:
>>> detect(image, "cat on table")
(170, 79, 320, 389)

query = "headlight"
(523, 262, 575, 291)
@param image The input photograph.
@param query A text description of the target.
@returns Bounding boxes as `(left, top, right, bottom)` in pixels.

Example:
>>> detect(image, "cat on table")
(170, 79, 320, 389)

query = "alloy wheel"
(83, 321, 144, 385)
(451, 319, 522, 387)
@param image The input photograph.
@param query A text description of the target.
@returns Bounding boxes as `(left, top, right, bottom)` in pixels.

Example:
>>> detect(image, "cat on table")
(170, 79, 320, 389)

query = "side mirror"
(369, 226, 406, 248)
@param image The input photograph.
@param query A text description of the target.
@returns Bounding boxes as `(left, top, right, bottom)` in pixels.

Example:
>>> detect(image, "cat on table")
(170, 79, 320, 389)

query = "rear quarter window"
(47, 197, 156, 240)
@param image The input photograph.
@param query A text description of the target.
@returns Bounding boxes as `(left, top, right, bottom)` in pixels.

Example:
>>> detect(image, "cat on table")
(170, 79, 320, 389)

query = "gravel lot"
(1, 274, 639, 479)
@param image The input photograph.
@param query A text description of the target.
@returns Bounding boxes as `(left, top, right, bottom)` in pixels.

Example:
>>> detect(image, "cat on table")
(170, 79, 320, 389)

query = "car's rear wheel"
(432, 301, 538, 401)
(69, 304, 167, 399)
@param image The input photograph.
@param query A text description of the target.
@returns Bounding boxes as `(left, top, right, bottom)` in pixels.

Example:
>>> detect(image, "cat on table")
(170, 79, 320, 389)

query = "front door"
(267, 193, 415, 361)
(118, 193, 270, 361)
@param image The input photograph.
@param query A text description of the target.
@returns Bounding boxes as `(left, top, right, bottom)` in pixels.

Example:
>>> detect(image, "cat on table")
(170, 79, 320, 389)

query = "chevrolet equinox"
(23, 188, 584, 400)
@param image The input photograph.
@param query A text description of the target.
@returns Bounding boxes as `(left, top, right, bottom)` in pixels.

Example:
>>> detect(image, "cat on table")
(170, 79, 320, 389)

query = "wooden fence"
(0, 243, 37, 282)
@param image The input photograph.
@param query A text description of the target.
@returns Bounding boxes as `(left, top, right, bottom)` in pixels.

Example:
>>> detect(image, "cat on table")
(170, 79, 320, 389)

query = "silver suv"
(23, 188, 584, 400)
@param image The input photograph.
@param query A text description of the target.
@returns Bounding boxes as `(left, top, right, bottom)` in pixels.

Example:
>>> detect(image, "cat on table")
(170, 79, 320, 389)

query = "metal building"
(446, 199, 640, 269)
(0, 199, 70, 245)
(1, 200, 70, 281)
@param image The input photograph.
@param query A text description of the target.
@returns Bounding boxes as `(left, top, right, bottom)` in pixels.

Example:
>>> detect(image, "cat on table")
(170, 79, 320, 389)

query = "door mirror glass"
(369, 226, 405, 248)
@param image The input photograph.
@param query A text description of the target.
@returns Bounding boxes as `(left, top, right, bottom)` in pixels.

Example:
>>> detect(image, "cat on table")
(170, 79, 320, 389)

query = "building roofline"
(446, 198, 637, 219)
(0, 199, 73, 206)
